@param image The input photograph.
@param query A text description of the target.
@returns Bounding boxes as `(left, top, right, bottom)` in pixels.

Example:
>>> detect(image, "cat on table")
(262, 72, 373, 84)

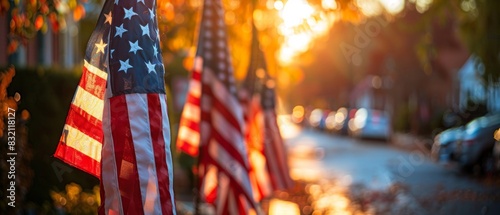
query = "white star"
(204, 31, 212, 38)
(204, 52, 212, 60)
(95, 39, 107, 54)
(218, 72, 226, 80)
(129, 40, 143, 54)
(217, 30, 225, 37)
(217, 41, 225, 48)
(118, 59, 133, 73)
(115, 24, 127, 38)
(217, 20, 224, 27)
(110, 49, 115, 59)
(217, 52, 226, 59)
(204, 20, 212, 28)
(114, 0, 119, 5)
(124, 7, 138, 20)
(140, 24, 150, 38)
(145, 61, 156, 73)
(218, 63, 226, 70)
(204, 42, 212, 49)
(137, 0, 145, 5)
(204, 9, 213, 17)
(104, 11, 112, 25)
(153, 44, 159, 57)
(148, 8, 155, 20)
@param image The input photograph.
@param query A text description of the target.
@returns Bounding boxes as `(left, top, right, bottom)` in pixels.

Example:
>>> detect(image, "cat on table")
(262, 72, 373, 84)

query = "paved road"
(285, 127, 500, 215)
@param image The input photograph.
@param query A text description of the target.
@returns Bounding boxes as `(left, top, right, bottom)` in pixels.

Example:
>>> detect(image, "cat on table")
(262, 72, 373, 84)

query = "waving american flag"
(177, 0, 259, 214)
(54, 0, 176, 214)
(241, 23, 293, 202)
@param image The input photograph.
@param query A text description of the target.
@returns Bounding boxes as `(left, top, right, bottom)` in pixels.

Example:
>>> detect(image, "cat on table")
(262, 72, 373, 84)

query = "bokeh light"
(309, 108, 324, 127)
(274, 0, 284, 10)
(379, 0, 405, 14)
(410, 0, 434, 13)
(276, 0, 336, 65)
(356, 0, 384, 17)
(269, 199, 300, 215)
(322, 0, 338, 10)
(292, 105, 305, 123)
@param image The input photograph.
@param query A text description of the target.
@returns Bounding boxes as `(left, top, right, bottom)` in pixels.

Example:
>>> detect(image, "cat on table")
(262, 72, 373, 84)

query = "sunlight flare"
(277, 0, 336, 64)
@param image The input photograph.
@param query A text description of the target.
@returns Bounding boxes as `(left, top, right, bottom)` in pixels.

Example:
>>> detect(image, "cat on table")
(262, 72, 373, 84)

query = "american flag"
(176, 59, 202, 157)
(260, 78, 294, 192)
(241, 23, 293, 202)
(176, 0, 258, 214)
(54, 0, 176, 214)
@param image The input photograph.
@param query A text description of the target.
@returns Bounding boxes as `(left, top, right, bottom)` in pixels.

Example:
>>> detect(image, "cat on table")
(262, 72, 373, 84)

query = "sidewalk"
(174, 181, 312, 215)
(172, 131, 436, 215)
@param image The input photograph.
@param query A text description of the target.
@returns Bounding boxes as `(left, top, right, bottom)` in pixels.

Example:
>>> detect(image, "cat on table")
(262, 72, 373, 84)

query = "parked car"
(291, 105, 306, 125)
(308, 108, 329, 131)
(348, 108, 391, 140)
(431, 126, 464, 164)
(324, 111, 337, 132)
(454, 113, 500, 173)
(308, 108, 323, 128)
(331, 107, 357, 135)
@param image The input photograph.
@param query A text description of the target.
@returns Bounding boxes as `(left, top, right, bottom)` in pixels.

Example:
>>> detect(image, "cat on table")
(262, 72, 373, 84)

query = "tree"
(1, 0, 89, 54)
(456, 0, 500, 85)
(404, 0, 500, 86)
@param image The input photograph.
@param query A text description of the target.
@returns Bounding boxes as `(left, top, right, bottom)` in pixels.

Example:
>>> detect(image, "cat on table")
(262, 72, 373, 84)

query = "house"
(457, 56, 500, 112)
(349, 74, 389, 111)
(1, 10, 83, 68)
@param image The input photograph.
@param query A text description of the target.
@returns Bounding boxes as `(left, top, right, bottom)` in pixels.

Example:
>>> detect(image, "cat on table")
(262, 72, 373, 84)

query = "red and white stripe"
(176, 58, 203, 156)
(55, 62, 177, 215)
(54, 60, 107, 177)
(244, 95, 273, 202)
(241, 87, 293, 202)
(198, 67, 258, 214)
(263, 110, 293, 190)
(100, 93, 176, 215)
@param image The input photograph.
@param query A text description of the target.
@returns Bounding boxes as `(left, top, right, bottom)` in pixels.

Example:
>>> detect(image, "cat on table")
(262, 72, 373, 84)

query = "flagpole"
(193, 164, 201, 215)
(193, 0, 205, 213)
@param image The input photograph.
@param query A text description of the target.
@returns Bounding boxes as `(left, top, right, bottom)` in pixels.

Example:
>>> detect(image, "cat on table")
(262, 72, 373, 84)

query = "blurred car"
(331, 107, 357, 135)
(308, 108, 329, 131)
(324, 111, 337, 132)
(348, 108, 391, 140)
(454, 113, 500, 173)
(291, 105, 306, 125)
(431, 126, 464, 164)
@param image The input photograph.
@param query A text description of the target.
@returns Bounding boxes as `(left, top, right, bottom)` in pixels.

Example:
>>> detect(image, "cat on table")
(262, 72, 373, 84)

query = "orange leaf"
(35, 15, 43, 30)
(73, 5, 85, 21)
(8, 41, 18, 54)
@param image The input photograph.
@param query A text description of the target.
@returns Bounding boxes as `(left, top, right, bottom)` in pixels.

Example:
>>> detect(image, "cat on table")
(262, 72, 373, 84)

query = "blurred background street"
(284, 117, 500, 214)
(175, 116, 500, 214)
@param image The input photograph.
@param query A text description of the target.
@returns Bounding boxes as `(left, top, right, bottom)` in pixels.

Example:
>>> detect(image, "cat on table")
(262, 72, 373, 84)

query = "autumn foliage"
(1, 0, 87, 54)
